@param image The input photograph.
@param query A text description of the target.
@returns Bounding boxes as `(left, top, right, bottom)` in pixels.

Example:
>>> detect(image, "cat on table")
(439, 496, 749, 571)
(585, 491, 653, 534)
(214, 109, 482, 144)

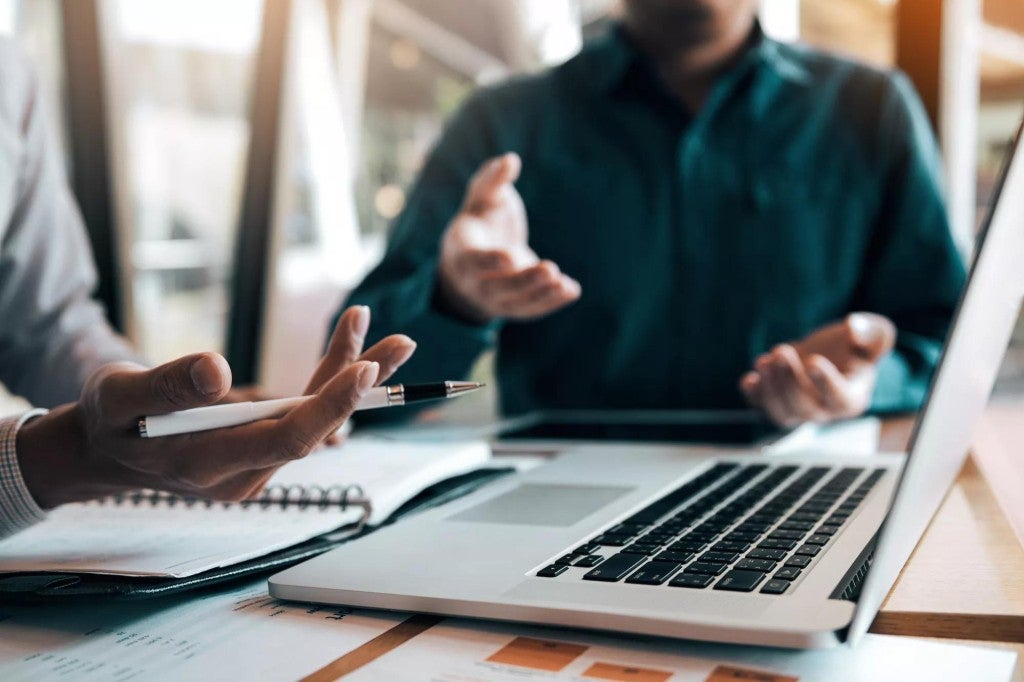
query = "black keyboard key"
(671, 540, 707, 552)
(804, 534, 830, 546)
(736, 558, 776, 572)
(824, 515, 848, 526)
(785, 555, 812, 568)
(711, 541, 750, 553)
(774, 567, 802, 581)
(814, 525, 841, 536)
(685, 562, 728, 576)
(760, 579, 790, 595)
(770, 528, 802, 540)
(723, 531, 761, 543)
(626, 562, 681, 585)
(795, 544, 821, 557)
(669, 572, 714, 589)
(607, 523, 647, 535)
(779, 520, 816, 532)
(596, 534, 633, 546)
(737, 521, 773, 533)
(787, 512, 821, 522)
(715, 569, 767, 592)
(747, 548, 787, 561)
(573, 542, 600, 555)
(583, 553, 645, 582)
(620, 544, 661, 555)
(575, 554, 604, 568)
(758, 538, 797, 550)
(555, 554, 579, 565)
(700, 551, 740, 564)
(654, 550, 694, 564)
(537, 564, 568, 577)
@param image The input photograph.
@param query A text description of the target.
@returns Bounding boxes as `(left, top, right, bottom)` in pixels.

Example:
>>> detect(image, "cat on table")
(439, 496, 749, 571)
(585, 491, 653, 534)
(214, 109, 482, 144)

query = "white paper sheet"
(346, 618, 1017, 682)
(0, 438, 491, 578)
(0, 579, 406, 680)
(765, 417, 882, 456)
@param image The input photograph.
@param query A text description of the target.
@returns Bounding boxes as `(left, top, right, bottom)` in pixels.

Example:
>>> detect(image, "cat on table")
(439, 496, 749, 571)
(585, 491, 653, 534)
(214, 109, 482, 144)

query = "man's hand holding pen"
(15, 307, 416, 509)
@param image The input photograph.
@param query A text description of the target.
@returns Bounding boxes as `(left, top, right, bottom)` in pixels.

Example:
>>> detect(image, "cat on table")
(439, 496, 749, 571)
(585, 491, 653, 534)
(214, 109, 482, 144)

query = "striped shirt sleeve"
(0, 410, 48, 539)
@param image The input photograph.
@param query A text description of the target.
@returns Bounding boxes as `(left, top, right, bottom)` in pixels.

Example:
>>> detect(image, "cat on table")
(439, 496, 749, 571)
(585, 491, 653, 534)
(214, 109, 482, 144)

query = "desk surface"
(872, 417, 1024, 643)
(308, 414, 1024, 678)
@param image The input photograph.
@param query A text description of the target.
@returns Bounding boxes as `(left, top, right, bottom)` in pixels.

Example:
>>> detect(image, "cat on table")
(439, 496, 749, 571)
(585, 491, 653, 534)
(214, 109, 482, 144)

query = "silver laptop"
(270, 121, 1024, 648)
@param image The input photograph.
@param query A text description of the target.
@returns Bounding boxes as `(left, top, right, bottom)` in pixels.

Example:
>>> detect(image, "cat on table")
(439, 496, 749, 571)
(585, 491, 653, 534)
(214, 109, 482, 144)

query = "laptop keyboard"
(535, 463, 885, 595)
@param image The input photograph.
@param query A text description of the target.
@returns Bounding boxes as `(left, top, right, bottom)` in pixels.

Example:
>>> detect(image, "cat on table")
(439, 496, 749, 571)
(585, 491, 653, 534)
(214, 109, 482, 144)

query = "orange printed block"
(582, 660, 674, 681)
(705, 664, 798, 682)
(485, 636, 588, 672)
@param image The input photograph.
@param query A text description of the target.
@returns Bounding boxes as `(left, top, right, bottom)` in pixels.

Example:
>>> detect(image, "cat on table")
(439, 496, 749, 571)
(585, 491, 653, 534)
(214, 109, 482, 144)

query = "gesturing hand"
(437, 152, 581, 323)
(16, 306, 415, 509)
(739, 313, 897, 428)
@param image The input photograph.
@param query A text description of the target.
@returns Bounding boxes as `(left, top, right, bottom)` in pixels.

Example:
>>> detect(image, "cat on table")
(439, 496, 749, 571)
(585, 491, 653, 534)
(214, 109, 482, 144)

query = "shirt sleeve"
(0, 410, 48, 539)
(855, 71, 968, 413)
(0, 41, 139, 409)
(341, 93, 504, 422)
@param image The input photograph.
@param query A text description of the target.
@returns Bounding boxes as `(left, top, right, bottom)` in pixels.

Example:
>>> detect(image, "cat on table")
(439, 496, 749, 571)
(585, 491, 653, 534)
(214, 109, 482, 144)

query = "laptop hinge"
(829, 533, 878, 602)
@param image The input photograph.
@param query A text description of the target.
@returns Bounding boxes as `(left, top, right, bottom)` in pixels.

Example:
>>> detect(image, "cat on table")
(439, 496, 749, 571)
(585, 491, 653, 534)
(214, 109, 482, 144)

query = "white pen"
(138, 381, 484, 438)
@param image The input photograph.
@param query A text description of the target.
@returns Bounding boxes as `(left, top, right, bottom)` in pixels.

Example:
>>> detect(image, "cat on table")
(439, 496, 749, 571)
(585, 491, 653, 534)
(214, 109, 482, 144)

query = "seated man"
(0, 40, 415, 538)
(342, 0, 965, 426)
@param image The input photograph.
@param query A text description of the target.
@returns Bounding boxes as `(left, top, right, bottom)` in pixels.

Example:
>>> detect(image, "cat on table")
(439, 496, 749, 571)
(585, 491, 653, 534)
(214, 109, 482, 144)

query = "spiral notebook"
(0, 438, 491, 579)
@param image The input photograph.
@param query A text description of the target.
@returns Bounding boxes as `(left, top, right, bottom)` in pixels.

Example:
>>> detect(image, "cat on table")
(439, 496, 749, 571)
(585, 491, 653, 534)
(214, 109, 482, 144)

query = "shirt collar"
(588, 21, 811, 97)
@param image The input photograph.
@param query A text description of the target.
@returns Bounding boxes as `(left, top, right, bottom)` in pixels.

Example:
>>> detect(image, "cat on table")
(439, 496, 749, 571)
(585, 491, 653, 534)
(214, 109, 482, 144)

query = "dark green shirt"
(344, 26, 966, 420)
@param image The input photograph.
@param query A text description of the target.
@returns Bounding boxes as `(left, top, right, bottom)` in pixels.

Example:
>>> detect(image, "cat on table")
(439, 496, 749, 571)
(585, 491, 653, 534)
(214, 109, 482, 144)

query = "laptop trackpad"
(448, 483, 634, 527)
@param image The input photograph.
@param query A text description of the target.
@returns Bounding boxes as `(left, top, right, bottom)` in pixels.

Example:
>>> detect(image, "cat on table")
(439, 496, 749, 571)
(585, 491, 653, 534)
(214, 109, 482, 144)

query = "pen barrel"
(355, 386, 395, 411)
(401, 383, 450, 402)
(143, 402, 259, 438)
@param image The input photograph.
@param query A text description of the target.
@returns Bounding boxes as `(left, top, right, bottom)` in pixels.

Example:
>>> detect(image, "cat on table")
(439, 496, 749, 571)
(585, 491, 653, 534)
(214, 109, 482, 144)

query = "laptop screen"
(847, 118, 1024, 643)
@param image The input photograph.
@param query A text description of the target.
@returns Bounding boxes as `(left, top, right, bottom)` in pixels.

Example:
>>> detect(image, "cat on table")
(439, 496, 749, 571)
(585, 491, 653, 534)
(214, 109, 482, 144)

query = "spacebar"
(582, 553, 645, 582)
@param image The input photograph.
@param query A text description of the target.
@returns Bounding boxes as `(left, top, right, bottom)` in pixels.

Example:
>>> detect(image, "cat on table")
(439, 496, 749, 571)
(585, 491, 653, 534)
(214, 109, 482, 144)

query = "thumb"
(463, 152, 521, 214)
(97, 353, 233, 422)
(846, 313, 896, 361)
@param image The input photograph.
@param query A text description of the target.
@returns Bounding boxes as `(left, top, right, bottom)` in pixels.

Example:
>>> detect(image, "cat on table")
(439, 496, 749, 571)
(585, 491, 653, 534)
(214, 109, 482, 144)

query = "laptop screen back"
(848, 119, 1024, 644)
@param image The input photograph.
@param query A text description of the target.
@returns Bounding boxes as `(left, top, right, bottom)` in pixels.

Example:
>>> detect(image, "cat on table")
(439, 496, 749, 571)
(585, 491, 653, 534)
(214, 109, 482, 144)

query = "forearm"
(347, 266, 496, 424)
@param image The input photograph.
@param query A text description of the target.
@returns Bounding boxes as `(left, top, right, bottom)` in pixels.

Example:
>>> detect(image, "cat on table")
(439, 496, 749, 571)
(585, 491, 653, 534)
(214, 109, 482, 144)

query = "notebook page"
(266, 438, 493, 524)
(0, 438, 490, 578)
(0, 503, 354, 578)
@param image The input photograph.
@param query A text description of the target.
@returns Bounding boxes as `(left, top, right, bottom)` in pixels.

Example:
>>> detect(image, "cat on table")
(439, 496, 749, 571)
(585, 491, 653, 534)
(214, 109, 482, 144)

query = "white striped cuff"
(0, 409, 49, 539)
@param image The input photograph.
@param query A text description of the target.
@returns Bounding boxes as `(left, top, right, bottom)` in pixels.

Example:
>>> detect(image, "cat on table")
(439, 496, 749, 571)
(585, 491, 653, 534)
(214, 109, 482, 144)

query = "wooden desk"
(308, 417, 1024, 679)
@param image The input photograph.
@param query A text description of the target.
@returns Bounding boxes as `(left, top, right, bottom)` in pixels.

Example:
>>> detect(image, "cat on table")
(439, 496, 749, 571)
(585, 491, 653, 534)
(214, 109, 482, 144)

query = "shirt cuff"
(0, 409, 49, 539)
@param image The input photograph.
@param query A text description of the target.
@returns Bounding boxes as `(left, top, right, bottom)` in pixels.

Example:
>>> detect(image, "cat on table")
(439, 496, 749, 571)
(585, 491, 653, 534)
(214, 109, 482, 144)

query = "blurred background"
(0, 0, 1022, 400)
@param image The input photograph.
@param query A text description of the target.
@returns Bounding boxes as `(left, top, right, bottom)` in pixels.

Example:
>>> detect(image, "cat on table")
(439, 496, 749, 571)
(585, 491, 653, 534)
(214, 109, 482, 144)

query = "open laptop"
(270, 120, 1024, 648)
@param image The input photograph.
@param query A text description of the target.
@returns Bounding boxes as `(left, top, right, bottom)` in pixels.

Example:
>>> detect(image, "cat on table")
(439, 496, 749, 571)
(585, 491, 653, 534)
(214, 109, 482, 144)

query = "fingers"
(452, 247, 517, 277)
(806, 354, 858, 415)
(306, 305, 371, 394)
(463, 152, 521, 215)
(739, 371, 763, 407)
(477, 260, 581, 319)
(274, 361, 379, 461)
(755, 345, 825, 427)
(846, 312, 896, 362)
(357, 334, 417, 385)
(96, 353, 232, 423)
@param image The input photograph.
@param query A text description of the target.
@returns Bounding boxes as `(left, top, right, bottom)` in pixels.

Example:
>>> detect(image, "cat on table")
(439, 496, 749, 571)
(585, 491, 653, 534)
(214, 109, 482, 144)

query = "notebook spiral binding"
(94, 485, 373, 529)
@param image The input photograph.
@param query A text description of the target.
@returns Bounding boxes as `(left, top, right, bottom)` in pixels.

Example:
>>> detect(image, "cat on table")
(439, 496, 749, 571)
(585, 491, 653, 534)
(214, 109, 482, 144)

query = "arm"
(739, 71, 966, 426)
(854, 71, 967, 413)
(344, 96, 500, 386)
(0, 42, 138, 408)
(343, 97, 578, 423)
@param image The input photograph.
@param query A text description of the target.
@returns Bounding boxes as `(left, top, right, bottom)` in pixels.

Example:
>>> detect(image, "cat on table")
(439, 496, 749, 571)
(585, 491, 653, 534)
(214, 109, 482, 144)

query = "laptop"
(270, 120, 1024, 648)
